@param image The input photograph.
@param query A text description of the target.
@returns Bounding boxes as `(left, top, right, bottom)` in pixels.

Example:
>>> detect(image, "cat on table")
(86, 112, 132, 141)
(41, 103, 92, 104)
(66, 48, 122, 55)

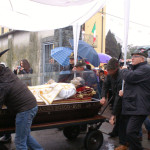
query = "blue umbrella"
(69, 39, 100, 67)
(51, 47, 73, 66)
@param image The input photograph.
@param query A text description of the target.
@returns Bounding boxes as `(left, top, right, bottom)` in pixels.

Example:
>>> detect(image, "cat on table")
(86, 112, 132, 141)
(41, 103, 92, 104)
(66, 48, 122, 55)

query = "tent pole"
(122, 0, 130, 91)
(73, 24, 80, 78)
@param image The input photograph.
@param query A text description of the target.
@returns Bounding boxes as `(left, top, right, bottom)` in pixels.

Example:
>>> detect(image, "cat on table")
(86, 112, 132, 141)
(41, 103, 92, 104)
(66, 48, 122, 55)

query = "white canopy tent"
(0, 0, 130, 65)
(0, 0, 106, 31)
(0, 0, 107, 65)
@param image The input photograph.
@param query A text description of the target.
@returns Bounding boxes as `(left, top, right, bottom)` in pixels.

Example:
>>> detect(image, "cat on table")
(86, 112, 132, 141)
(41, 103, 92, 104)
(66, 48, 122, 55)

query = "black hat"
(0, 49, 9, 57)
(131, 48, 148, 58)
(119, 62, 124, 67)
(107, 57, 119, 70)
(69, 52, 74, 59)
(75, 59, 86, 67)
(99, 70, 104, 73)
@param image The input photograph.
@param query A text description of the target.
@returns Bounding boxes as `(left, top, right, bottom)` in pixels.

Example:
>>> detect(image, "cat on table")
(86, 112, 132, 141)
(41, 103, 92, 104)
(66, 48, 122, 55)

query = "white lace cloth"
(28, 83, 76, 104)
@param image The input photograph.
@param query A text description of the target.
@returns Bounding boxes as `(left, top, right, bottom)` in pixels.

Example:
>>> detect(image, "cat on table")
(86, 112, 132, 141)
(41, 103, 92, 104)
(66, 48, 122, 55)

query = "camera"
(18, 66, 21, 69)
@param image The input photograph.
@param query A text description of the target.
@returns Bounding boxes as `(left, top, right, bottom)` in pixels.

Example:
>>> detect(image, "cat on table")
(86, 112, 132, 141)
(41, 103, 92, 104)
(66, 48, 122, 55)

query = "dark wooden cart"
(0, 98, 106, 150)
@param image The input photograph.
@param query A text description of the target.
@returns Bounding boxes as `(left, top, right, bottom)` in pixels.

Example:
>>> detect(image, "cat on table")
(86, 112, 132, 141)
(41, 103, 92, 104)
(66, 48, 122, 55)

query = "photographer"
(14, 59, 33, 75)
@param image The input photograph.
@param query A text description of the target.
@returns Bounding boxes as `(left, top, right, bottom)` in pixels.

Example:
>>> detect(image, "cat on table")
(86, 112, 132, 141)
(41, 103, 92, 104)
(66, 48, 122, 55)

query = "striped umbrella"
(51, 47, 73, 66)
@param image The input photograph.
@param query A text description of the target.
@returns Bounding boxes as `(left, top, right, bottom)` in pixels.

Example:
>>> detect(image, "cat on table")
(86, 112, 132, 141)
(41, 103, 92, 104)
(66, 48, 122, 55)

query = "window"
(44, 43, 60, 72)
(45, 44, 53, 64)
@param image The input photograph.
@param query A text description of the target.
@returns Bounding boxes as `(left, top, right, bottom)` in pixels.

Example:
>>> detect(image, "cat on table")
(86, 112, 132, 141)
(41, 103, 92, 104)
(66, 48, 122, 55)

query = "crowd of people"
(0, 48, 150, 150)
(60, 50, 150, 150)
(60, 49, 150, 150)
(100, 48, 150, 150)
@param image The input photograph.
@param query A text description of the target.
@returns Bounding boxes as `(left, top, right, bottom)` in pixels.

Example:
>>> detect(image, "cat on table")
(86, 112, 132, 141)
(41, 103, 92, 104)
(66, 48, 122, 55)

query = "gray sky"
(106, 0, 150, 46)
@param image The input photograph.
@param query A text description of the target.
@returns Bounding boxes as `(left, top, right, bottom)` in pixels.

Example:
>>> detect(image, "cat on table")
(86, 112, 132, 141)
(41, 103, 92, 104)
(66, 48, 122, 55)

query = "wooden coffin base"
(0, 98, 101, 129)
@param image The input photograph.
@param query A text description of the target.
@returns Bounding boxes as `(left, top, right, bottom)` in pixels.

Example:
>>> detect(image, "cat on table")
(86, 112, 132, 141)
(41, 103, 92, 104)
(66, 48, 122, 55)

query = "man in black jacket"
(0, 65, 43, 150)
(63, 52, 75, 71)
(100, 58, 128, 150)
(58, 52, 76, 83)
(121, 48, 150, 150)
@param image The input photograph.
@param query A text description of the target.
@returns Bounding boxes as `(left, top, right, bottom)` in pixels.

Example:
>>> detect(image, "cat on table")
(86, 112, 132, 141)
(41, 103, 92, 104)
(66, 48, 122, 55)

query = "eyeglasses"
(132, 55, 142, 58)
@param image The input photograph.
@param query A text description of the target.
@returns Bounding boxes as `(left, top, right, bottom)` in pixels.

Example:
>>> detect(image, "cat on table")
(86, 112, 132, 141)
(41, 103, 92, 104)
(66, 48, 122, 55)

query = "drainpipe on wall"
(59, 28, 62, 47)
(58, 28, 62, 71)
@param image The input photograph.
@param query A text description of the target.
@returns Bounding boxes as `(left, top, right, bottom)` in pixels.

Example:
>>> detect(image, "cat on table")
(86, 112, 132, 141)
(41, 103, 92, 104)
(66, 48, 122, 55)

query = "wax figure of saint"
(29, 77, 96, 105)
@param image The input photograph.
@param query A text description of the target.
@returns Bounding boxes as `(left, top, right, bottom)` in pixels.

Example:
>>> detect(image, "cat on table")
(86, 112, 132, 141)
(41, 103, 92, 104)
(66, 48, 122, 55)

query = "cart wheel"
(84, 130, 103, 150)
(63, 126, 80, 140)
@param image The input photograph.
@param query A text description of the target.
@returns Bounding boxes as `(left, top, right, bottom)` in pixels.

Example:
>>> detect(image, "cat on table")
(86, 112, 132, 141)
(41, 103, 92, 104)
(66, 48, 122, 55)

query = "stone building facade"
(0, 27, 75, 85)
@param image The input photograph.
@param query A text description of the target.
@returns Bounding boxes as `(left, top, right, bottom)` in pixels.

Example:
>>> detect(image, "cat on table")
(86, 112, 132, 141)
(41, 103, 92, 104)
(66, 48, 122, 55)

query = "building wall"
(54, 26, 74, 48)
(0, 35, 9, 65)
(0, 30, 54, 85)
(84, 7, 106, 54)
(0, 30, 54, 69)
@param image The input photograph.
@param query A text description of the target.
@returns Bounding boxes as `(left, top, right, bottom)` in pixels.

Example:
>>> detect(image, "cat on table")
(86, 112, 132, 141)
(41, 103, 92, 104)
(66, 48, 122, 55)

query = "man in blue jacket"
(121, 48, 150, 150)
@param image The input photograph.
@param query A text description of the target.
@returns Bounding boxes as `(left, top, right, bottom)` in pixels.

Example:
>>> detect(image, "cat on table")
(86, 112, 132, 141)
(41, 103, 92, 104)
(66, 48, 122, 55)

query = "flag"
(92, 23, 96, 43)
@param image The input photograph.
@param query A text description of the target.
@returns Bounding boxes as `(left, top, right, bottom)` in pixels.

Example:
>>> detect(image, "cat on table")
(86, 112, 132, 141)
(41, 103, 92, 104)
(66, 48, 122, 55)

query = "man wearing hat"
(58, 52, 76, 82)
(100, 58, 128, 150)
(63, 52, 75, 71)
(73, 59, 87, 71)
(120, 48, 150, 150)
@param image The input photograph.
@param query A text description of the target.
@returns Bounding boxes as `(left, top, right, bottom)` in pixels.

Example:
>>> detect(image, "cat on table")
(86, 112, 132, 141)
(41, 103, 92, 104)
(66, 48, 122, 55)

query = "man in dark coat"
(101, 58, 122, 116)
(121, 48, 150, 150)
(100, 58, 128, 150)
(58, 52, 76, 82)
(0, 65, 43, 150)
(63, 52, 75, 71)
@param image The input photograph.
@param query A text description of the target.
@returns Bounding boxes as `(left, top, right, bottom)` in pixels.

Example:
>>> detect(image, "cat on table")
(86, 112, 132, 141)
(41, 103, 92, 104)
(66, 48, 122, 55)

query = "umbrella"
(51, 47, 73, 66)
(98, 53, 111, 63)
(0, 49, 9, 57)
(69, 39, 100, 67)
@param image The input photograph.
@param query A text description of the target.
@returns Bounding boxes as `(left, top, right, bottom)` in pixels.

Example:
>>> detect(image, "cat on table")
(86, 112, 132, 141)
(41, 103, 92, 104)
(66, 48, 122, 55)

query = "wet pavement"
(0, 106, 150, 150)
(0, 128, 118, 150)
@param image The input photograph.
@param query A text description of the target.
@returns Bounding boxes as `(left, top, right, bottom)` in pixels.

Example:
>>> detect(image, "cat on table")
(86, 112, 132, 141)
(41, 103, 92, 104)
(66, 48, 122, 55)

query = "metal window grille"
(44, 44, 60, 73)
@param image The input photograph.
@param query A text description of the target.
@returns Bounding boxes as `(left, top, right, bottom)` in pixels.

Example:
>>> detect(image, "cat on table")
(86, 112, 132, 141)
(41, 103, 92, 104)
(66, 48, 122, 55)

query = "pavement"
(0, 106, 150, 150)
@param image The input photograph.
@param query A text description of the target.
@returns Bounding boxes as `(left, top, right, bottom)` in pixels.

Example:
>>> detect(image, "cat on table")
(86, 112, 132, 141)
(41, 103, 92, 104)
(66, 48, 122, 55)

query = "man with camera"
(120, 48, 150, 150)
